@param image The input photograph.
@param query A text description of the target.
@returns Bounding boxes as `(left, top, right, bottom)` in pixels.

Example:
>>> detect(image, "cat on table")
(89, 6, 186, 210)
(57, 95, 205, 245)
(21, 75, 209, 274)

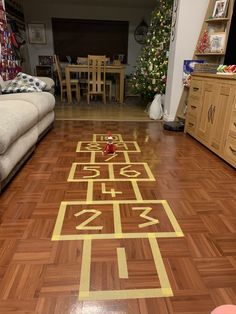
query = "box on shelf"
(193, 63, 219, 74)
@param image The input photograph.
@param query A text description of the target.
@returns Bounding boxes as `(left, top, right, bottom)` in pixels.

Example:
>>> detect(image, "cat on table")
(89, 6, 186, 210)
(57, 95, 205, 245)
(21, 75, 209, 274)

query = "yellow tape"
(124, 151, 130, 163)
(79, 288, 166, 301)
(134, 141, 141, 152)
(51, 202, 67, 240)
(67, 163, 77, 182)
(113, 203, 122, 234)
(131, 181, 143, 201)
(162, 200, 184, 235)
(54, 232, 180, 241)
(90, 151, 96, 163)
(79, 238, 92, 300)
(86, 181, 93, 202)
(105, 154, 118, 162)
(117, 248, 128, 279)
(108, 164, 115, 180)
(162, 288, 173, 296)
(149, 237, 171, 291)
(52, 200, 183, 240)
(143, 163, 156, 181)
(76, 141, 82, 152)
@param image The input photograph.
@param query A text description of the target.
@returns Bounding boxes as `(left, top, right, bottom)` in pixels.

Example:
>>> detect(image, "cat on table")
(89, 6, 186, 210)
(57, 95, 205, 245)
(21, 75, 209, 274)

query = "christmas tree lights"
(131, 0, 172, 101)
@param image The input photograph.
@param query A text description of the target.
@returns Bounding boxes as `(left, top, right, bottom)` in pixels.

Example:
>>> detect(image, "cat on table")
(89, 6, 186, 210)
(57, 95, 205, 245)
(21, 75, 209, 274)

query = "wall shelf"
(205, 18, 229, 23)
(195, 52, 225, 56)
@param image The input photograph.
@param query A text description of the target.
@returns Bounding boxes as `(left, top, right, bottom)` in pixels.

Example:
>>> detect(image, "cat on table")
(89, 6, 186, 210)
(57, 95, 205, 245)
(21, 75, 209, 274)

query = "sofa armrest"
(36, 76, 55, 92)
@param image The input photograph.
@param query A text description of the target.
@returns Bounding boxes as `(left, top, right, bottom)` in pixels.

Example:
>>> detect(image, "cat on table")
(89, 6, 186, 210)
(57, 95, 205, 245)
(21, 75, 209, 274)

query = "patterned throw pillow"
(2, 72, 47, 94)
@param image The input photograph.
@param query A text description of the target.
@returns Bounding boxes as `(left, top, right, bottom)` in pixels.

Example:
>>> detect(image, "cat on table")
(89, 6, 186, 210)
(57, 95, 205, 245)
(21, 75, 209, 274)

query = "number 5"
(83, 166, 100, 178)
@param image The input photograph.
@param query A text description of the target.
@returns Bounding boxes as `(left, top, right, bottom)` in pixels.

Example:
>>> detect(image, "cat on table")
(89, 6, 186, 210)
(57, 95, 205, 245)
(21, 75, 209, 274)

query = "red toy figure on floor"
(103, 132, 116, 155)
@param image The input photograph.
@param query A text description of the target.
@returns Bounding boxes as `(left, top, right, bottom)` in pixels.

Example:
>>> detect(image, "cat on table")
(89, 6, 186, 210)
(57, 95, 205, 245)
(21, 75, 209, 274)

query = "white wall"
(23, 1, 154, 75)
(164, 0, 209, 121)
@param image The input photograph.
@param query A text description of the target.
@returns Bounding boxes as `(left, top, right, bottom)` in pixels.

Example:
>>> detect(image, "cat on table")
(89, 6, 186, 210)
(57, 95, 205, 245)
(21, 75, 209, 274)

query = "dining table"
(65, 63, 126, 104)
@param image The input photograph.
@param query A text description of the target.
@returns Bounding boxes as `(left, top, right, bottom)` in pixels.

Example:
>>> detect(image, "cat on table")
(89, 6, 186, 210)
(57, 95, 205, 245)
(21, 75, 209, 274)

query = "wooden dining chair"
(53, 54, 80, 102)
(76, 57, 89, 96)
(87, 55, 112, 104)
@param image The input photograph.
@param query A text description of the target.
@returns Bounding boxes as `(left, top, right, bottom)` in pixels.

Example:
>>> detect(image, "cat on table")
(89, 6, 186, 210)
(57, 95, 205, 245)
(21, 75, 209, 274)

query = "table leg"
(65, 68, 72, 103)
(115, 75, 119, 102)
(119, 70, 125, 104)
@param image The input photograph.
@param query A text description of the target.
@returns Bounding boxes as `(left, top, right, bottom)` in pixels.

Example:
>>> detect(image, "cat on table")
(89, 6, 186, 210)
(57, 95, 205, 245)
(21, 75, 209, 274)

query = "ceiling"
(23, 0, 158, 9)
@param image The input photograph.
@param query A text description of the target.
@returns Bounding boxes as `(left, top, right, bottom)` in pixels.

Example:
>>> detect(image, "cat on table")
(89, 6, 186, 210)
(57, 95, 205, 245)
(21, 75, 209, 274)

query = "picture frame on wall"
(212, 0, 228, 18)
(38, 55, 53, 66)
(28, 23, 46, 44)
(209, 32, 226, 53)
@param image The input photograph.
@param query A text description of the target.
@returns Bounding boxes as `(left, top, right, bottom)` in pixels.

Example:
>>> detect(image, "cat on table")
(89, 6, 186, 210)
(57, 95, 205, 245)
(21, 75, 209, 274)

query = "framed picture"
(209, 32, 226, 53)
(28, 23, 46, 44)
(38, 55, 53, 66)
(212, 0, 228, 18)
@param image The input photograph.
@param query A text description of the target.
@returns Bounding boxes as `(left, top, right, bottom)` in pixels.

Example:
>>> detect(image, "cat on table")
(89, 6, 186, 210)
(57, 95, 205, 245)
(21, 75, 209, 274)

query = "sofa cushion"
(0, 100, 38, 154)
(0, 92, 55, 120)
(38, 111, 55, 136)
(2, 72, 46, 94)
(37, 77, 55, 92)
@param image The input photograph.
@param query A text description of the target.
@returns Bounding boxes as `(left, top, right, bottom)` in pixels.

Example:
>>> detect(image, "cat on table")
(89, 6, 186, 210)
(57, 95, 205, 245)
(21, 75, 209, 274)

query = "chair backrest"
(53, 54, 63, 86)
(77, 57, 88, 65)
(88, 55, 106, 94)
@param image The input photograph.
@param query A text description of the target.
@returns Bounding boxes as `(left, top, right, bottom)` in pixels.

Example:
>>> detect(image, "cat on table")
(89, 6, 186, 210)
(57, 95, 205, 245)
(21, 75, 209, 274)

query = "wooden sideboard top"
(192, 72, 236, 80)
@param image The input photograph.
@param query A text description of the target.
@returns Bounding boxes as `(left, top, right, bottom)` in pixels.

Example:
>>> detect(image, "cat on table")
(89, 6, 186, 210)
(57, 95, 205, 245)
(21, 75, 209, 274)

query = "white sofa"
(0, 77, 55, 192)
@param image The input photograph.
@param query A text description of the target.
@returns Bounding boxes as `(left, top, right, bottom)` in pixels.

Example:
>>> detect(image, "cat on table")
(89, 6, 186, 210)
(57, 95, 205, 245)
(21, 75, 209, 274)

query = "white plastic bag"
(148, 94, 163, 120)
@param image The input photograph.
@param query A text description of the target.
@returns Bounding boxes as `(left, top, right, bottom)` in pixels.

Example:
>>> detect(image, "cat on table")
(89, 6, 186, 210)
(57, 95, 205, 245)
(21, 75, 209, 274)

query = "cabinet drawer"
(187, 102, 199, 118)
(185, 115, 197, 135)
(224, 136, 236, 166)
(189, 80, 202, 101)
(229, 111, 236, 137)
(189, 80, 202, 94)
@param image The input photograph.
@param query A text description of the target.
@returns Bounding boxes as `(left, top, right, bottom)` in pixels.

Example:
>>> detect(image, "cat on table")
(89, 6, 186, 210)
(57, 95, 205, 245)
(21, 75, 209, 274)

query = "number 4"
(101, 183, 122, 197)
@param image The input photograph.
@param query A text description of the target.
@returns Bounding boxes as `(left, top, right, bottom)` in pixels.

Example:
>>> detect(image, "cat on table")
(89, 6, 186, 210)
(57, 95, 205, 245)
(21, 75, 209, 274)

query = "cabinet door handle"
(193, 87, 199, 91)
(233, 122, 236, 128)
(229, 145, 236, 155)
(188, 122, 194, 127)
(208, 105, 212, 123)
(191, 105, 197, 109)
(211, 106, 216, 124)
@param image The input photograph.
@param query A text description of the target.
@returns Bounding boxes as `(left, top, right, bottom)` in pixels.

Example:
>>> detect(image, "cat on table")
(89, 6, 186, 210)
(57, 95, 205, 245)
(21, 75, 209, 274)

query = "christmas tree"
(132, 0, 173, 101)
(0, 0, 21, 80)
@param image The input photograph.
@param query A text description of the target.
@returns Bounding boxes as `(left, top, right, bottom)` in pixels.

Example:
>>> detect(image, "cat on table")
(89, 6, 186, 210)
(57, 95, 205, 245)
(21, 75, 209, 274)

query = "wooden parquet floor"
(0, 120, 236, 314)
(54, 96, 151, 121)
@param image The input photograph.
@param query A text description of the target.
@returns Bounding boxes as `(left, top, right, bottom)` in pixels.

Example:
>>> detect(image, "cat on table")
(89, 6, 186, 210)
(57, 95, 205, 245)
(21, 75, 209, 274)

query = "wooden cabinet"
(209, 83, 235, 153)
(196, 81, 218, 144)
(176, 0, 235, 121)
(224, 110, 236, 166)
(185, 73, 236, 168)
(35, 65, 53, 78)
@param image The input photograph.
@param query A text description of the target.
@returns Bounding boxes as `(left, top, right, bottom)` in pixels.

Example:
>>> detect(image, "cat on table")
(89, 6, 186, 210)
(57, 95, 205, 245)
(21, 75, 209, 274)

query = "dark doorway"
(52, 18, 129, 63)
(224, 1, 236, 64)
